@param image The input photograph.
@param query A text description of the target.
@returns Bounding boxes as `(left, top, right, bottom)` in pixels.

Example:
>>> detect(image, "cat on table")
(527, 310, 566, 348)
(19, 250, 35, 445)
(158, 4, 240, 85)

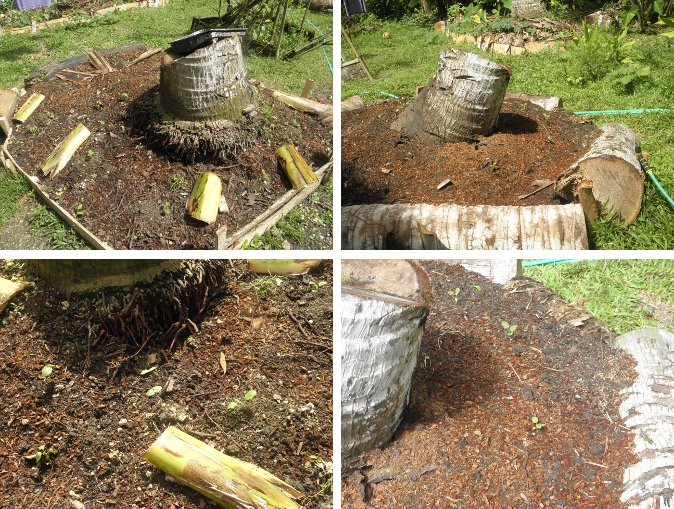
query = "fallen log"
(555, 123, 643, 225)
(144, 426, 301, 509)
(341, 203, 588, 250)
(0, 89, 19, 137)
(271, 90, 332, 117)
(505, 91, 562, 111)
(342, 259, 431, 457)
(391, 49, 510, 143)
(341, 95, 365, 113)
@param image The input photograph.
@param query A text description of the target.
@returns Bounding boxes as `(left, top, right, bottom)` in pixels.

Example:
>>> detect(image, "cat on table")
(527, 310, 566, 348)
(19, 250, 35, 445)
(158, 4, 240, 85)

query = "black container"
(170, 28, 247, 55)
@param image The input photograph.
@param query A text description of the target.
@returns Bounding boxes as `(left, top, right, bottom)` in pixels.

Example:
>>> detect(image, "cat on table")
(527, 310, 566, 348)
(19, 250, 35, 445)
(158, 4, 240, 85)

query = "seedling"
(86, 149, 95, 160)
(421, 352, 431, 368)
(33, 444, 57, 465)
(531, 416, 546, 431)
(46, 111, 58, 121)
(161, 202, 171, 216)
(40, 364, 55, 378)
(227, 389, 257, 409)
(119, 92, 129, 101)
(448, 287, 460, 303)
(472, 285, 481, 291)
(73, 204, 85, 218)
(27, 125, 38, 135)
(501, 321, 517, 337)
(168, 174, 185, 191)
(146, 385, 163, 397)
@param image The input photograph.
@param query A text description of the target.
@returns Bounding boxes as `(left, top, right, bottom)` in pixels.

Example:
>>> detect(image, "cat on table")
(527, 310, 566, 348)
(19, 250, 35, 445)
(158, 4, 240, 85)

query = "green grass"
(29, 204, 88, 249)
(342, 18, 674, 249)
(0, 171, 31, 230)
(524, 259, 674, 333)
(0, 0, 333, 249)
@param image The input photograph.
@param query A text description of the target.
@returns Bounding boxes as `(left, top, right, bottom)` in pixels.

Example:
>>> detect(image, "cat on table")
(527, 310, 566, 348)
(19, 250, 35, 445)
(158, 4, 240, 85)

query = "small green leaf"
(145, 386, 162, 397)
(41, 364, 54, 378)
(501, 321, 509, 329)
(531, 416, 539, 424)
(140, 366, 157, 376)
(35, 451, 42, 462)
(227, 401, 239, 409)
(472, 285, 481, 291)
(244, 389, 257, 401)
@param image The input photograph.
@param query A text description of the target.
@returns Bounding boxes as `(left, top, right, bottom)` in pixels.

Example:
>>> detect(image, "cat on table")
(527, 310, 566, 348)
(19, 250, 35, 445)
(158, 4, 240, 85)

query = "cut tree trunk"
(341, 203, 588, 250)
(26, 260, 181, 292)
(391, 49, 511, 143)
(511, 0, 546, 18)
(342, 260, 431, 457)
(555, 123, 643, 225)
(160, 35, 253, 122)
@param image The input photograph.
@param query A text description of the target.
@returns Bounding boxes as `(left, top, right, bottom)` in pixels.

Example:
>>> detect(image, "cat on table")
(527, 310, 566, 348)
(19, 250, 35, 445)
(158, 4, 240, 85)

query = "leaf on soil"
(146, 386, 163, 397)
(244, 389, 257, 401)
(140, 366, 157, 376)
(219, 352, 227, 376)
(41, 364, 54, 378)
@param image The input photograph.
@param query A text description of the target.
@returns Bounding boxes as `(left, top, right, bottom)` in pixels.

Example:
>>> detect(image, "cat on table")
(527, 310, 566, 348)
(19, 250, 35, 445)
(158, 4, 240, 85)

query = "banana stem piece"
(144, 426, 302, 509)
(186, 172, 222, 224)
(14, 93, 45, 123)
(276, 145, 317, 190)
(247, 259, 322, 276)
(42, 123, 90, 178)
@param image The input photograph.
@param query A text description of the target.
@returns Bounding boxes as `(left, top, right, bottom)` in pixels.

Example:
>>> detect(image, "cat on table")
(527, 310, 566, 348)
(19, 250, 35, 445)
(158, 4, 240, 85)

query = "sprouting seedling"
(146, 385, 162, 397)
(472, 285, 481, 292)
(227, 389, 257, 409)
(448, 287, 460, 303)
(501, 321, 517, 337)
(86, 149, 95, 159)
(531, 416, 546, 431)
(40, 364, 55, 378)
(421, 352, 431, 368)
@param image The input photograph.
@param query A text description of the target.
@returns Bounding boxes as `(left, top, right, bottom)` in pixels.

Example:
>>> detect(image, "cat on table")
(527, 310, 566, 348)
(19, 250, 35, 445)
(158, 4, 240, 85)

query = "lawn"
(0, 0, 333, 249)
(342, 16, 674, 250)
(524, 259, 674, 333)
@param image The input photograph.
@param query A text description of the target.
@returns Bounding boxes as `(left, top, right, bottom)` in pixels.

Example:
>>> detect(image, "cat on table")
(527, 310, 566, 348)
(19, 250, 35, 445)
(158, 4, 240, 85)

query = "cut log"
(160, 34, 253, 122)
(342, 260, 431, 457)
(511, 0, 546, 18)
(554, 123, 643, 225)
(0, 277, 29, 313)
(391, 49, 511, 143)
(276, 144, 318, 190)
(186, 172, 222, 224)
(271, 90, 332, 117)
(341, 203, 589, 250)
(614, 328, 674, 509)
(144, 426, 301, 509)
(13, 93, 45, 123)
(0, 89, 19, 137)
(505, 91, 562, 111)
(41, 123, 90, 178)
(341, 95, 365, 113)
(125, 47, 162, 68)
(247, 259, 321, 275)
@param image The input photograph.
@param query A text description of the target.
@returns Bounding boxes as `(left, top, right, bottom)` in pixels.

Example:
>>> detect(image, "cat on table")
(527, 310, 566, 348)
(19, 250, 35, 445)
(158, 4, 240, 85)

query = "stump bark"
(391, 49, 511, 143)
(159, 35, 253, 122)
(511, 0, 547, 18)
(555, 123, 643, 225)
(341, 260, 431, 457)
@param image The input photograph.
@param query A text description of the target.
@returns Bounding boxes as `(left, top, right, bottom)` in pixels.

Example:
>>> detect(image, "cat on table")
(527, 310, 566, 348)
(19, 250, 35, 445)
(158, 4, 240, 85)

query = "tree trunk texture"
(511, 0, 547, 18)
(341, 260, 431, 457)
(391, 49, 511, 143)
(555, 123, 643, 225)
(160, 35, 253, 122)
(341, 203, 588, 250)
(614, 328, 674, 509)
(26, 260, 181, 292)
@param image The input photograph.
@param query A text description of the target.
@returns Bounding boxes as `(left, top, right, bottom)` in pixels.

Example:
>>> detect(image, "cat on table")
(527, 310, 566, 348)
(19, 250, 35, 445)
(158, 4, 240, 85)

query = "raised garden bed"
(4, 46, 332, 249)
(342, 261, 637, 508)
(0, 259, 333, 508)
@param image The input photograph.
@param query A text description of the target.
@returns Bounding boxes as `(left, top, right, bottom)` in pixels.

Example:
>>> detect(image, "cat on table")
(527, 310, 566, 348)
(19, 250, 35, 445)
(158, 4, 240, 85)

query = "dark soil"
(0, 260, 333, 509)
(342, 262, 637, 509)
(10, 47, 332, 249)
(342, 98, 600, 207)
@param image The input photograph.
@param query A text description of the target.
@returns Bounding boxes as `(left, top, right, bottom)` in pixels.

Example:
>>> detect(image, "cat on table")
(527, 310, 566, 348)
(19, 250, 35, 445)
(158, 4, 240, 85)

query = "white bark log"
(341, 260, 431, 457)
(391, 49, 511, 143)
(341, 203, 588, 250)
(555, 123, 643, 224)
(160, 35, 253, 122)
(614, 328, 674, 509)
(511, 0, 547, 18)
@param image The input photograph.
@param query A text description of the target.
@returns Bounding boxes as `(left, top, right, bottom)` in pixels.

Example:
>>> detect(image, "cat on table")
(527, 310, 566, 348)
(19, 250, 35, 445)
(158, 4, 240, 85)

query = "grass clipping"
(144, 426, 302, 509)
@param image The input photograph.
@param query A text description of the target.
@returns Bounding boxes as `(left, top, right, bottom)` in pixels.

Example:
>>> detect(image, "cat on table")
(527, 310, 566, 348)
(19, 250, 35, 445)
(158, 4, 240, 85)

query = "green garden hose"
(636, 144, 674, 211)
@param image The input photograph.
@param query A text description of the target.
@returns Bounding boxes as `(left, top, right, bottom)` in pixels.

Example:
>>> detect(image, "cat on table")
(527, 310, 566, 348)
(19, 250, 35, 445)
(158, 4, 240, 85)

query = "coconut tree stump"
(341, 203, 588, 250)
(391, 49, 511, 143)
(342, 260, 431, 457)
(555, 123, 643, 225)
(511, 0, 546, 19)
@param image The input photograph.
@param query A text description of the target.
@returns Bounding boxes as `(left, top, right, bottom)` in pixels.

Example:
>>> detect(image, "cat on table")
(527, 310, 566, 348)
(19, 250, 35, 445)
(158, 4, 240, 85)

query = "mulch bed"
(342, 261, 637, 509)
(1, 0, 130, 29)
(342, 98, 600, 207)
(0, 260, 333, 509)
(9, 47, 332, 249)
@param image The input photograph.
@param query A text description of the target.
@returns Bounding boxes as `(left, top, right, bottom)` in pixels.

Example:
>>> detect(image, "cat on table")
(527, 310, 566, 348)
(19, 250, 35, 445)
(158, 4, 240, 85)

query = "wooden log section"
(391, 49, 511, 143)
(160, 34, 253, 122)
(511, 0, 546, 18)
(342, 260, 431, 457)
(341, 203, 589, 250)
(555, 123, 643, 225)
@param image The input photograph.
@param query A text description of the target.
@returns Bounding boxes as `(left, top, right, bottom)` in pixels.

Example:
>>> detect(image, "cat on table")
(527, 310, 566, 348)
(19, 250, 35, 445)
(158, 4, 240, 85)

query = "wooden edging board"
(0, 143, 113, 250)
(217, 161, 333, 250)
(0, 0, 168, 37)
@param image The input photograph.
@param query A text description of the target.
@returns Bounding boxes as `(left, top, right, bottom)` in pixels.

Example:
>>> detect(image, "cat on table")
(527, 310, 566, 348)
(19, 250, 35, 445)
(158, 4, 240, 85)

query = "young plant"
(531, 416, 546, 431)
(421, 352, 431, 368)
(33, 444, 57, 465)
(501, 321, 517, 337)
(227, 389, 257, 410)
(448, 287, 460, 303)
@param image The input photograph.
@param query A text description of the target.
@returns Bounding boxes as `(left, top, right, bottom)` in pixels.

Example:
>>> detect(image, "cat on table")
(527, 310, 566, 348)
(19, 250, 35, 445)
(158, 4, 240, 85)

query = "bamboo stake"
(274, 0, 289, 59)
(87, 51, 114, 73)
(186, 172, 222, 224)
(41, 123, 90, 178)
(144, 427, 302, 509)
(13, 93, 45, 123)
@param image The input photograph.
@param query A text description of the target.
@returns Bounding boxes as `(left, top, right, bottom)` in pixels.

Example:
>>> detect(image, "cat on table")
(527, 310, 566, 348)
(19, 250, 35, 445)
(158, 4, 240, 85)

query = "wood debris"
(42, 123, 91, 178)
(87, 50, 115, 73)
(13, 92, 45, 123)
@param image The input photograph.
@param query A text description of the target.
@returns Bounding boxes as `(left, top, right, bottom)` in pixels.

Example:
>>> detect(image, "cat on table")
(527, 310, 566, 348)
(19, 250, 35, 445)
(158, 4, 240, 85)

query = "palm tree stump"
(391, 49, 511, 144)
(147, 33, 263, 161)
(511, 0, 546, 19)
